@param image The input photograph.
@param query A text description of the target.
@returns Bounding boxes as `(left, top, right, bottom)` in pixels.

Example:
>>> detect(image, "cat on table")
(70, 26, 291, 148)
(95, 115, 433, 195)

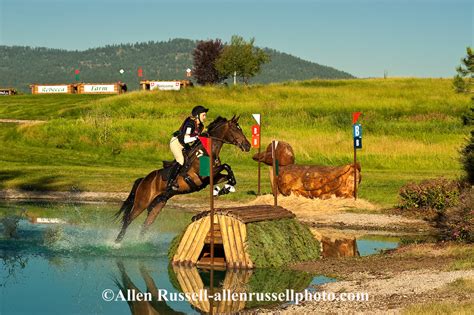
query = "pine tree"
(454, 47, 474, 184)
(454, 47, 474, 93)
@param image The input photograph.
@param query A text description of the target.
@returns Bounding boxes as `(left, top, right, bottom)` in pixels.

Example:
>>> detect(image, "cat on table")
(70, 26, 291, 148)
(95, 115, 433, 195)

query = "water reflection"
(114, 261, 185, 315)
(172, 266, 251, 313)
(113, 262, 318, 314)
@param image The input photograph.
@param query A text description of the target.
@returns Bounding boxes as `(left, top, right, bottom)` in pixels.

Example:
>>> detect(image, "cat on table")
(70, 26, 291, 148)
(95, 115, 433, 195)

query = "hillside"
(0, 39, 354, 92)
(0, 78, 470, 206)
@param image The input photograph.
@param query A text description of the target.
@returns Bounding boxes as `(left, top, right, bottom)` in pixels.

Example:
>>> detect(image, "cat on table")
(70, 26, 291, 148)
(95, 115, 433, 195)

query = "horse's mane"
(207, 116, 228, 131)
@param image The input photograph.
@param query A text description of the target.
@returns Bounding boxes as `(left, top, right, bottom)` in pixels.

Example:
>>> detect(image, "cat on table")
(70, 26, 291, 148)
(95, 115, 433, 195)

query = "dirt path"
(242, 194, 431, 234)
(0, 189, 129, 203)
(0, 119, 45, 124)
(278, 270, 473, 314)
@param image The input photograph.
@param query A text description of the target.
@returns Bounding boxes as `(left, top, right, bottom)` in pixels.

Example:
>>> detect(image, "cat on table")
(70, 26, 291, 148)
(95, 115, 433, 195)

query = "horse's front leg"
(222, 163, 236, 186)
(213, 163, 237, 196)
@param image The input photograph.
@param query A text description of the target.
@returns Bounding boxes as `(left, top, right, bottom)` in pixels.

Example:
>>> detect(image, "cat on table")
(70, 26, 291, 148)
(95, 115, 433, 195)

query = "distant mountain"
(0, 39, 354, 92)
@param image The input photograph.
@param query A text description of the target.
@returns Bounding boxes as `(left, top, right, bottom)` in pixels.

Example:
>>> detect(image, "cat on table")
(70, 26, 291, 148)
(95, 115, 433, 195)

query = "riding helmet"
(191, 105, 209, 117)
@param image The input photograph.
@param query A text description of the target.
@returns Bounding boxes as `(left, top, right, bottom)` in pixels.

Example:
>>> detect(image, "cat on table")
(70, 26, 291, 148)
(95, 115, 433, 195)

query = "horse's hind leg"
(115, 222, 129, 243)
(140, 194, 169, 237)
(115, 171, 163, 243)
(115, 188, 155, 243)
(115, 203, 149, 242)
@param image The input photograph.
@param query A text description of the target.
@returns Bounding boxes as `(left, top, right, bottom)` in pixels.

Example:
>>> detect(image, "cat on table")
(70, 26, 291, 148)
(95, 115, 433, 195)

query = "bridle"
(207, 119, 242, 147)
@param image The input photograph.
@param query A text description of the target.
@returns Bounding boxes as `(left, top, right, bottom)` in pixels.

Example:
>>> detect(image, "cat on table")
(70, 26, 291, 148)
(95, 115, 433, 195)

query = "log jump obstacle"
(170, 205, 320, 269)
(171, 205, 296, 269)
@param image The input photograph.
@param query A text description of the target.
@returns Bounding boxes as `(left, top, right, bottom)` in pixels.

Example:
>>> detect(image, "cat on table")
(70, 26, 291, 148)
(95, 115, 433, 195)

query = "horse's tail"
(114, 177, 144, 224)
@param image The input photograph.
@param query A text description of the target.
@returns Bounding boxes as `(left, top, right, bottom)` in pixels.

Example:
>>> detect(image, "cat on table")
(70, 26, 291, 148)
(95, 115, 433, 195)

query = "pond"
(357, 236, 400, 256)
(1, 201, 341, 314)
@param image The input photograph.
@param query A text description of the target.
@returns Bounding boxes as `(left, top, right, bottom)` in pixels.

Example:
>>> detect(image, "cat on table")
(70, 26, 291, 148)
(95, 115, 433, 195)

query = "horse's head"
(208, 115, 251, 152)
(252, 141, 295, 166)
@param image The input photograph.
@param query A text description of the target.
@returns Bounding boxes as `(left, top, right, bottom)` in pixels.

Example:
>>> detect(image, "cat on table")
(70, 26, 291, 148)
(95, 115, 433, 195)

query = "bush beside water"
(398, 178, 461, 211)
(398, 178, 473, 243)
(437, 188, 474, 243)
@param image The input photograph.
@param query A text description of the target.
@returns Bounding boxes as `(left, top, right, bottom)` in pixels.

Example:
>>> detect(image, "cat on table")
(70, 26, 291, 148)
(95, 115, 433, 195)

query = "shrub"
(398, 178, 461, 212)
(437, 187, 474, 243)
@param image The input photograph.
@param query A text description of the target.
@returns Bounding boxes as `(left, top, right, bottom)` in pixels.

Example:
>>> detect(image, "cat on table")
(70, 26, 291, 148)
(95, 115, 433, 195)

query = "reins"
(207, 119, 238, 145)
(184, 119, 238, 169)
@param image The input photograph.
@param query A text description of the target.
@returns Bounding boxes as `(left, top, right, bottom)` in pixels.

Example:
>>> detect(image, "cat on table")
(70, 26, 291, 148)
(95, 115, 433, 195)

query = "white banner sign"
(83, 84, 116, 93)
(150, 81, 181, 91)
(38, 85, 69, 93)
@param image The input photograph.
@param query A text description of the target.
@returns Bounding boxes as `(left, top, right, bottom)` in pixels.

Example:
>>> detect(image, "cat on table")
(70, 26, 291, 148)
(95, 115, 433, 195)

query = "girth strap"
(183, 174, 199, 191)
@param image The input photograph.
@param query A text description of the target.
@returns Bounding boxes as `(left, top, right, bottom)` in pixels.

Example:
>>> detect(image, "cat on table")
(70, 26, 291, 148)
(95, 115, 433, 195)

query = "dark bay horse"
(114, 116, 251, 242)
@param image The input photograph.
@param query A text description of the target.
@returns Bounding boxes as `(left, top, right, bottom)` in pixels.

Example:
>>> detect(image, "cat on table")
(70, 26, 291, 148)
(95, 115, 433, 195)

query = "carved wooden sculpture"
(253, 141, 361, 199)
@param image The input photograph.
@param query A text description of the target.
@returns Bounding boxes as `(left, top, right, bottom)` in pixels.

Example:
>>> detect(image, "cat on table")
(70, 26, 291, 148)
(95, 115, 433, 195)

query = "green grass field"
(0, 78, 471, 207)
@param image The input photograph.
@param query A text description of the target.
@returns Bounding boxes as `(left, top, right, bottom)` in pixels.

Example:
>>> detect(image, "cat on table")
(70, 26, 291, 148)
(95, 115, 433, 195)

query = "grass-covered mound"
(168, 229, 185, 261)
(246, 218, 320, 267)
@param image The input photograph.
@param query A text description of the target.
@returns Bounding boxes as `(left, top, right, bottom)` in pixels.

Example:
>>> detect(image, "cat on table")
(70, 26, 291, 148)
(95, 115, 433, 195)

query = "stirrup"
(166, 179, 179, 191)
(171, 182, 179, 191)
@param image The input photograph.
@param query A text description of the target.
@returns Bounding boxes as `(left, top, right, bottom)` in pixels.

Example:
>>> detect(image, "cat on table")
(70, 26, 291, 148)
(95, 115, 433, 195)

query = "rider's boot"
(166, 163, 182, 191)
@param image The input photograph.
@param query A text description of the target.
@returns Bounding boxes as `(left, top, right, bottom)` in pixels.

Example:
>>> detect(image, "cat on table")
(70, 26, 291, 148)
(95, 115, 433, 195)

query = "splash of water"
(1, 218, 174, 259)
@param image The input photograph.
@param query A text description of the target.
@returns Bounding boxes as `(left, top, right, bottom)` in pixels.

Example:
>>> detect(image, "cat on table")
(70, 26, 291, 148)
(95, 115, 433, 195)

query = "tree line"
(0, 38, 354, 92)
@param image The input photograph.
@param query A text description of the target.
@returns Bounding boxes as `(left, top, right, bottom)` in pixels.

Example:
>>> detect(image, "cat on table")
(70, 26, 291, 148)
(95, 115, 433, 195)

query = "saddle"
(161, 161, 176, 181)
(161, 144, 202, 181)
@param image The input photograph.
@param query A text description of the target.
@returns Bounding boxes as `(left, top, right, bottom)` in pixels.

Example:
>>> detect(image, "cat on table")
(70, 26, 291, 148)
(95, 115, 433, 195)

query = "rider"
(167, 105, 209, 191)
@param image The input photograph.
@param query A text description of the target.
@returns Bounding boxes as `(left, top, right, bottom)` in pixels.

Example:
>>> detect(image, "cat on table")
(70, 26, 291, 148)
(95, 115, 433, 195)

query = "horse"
(114, 115, 251, 242)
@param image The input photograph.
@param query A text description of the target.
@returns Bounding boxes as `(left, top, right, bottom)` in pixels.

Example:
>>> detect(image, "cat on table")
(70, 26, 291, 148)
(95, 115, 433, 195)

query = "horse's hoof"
(218, 187, 230, 196)
(213, 186, 221, 196)
(225, 184, 236, 193)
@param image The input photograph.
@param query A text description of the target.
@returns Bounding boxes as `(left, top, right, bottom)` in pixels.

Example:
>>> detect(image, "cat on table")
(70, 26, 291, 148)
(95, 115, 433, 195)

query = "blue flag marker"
(353, 123, 362, 138)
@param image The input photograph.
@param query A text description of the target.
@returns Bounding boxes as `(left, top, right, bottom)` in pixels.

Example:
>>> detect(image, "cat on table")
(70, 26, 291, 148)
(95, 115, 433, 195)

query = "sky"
(0, 0, 472, 78)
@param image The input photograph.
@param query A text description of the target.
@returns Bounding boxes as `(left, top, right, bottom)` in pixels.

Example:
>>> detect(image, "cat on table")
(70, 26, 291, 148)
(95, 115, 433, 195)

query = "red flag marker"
(352, 112, 361, 124)
(199, 136, 211, 155)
